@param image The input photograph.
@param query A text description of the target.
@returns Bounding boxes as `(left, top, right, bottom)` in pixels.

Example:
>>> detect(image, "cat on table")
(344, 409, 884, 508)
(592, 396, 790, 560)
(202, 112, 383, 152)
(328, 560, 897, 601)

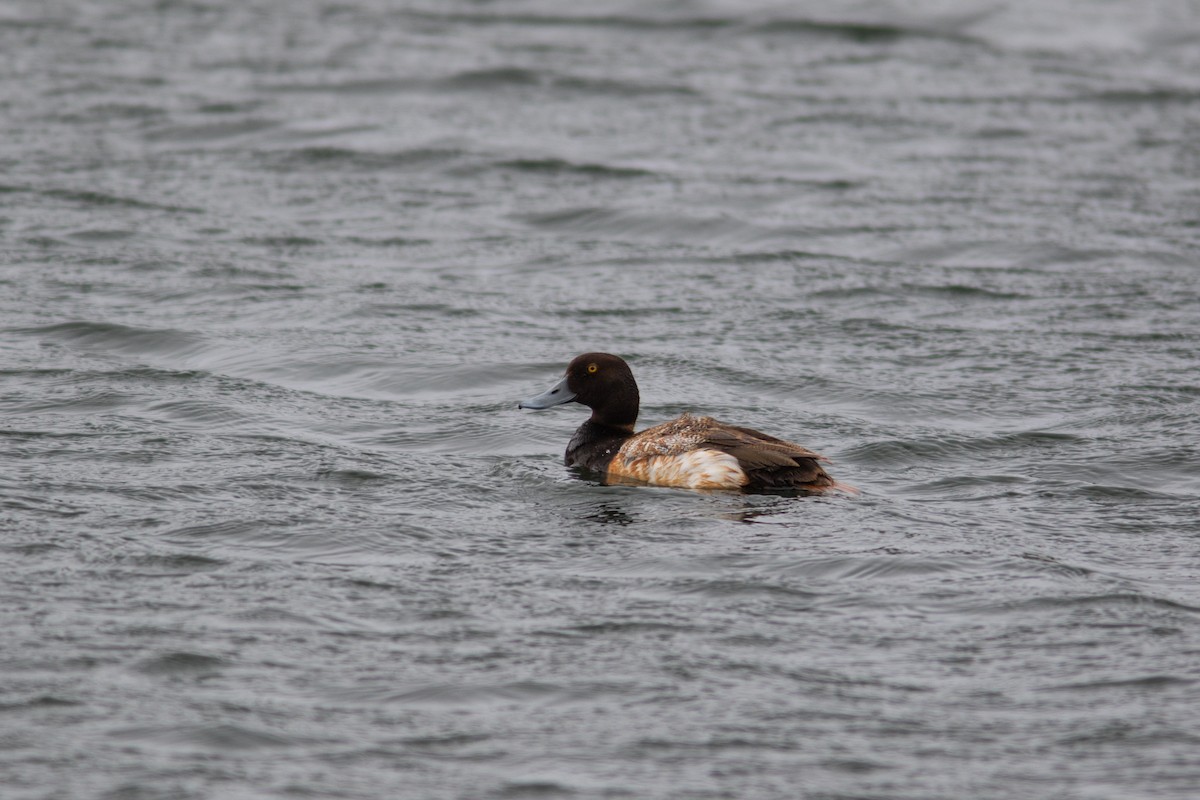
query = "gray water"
(3, 1, 1200, 798)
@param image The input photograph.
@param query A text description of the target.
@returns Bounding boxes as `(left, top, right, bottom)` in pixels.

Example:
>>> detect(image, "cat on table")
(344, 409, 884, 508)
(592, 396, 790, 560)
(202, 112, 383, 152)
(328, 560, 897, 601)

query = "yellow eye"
(587, 363, 598, 374)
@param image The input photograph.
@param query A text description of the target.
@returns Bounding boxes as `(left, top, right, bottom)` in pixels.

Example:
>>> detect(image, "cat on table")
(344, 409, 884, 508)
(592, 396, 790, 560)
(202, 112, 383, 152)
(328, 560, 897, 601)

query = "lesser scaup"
(519, 353, 852, 493)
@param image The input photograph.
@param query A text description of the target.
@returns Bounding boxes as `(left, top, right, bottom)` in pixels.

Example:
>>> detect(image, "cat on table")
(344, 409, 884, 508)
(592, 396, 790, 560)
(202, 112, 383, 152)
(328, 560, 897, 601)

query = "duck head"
(519, 352, 640, 430)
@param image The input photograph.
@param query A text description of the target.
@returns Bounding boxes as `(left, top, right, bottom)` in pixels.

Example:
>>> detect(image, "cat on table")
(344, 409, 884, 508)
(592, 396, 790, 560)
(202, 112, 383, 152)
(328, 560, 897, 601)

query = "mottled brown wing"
(621, 414, 828, 462)
(701, 424, 829, 466)
(617, 415, 719, 461)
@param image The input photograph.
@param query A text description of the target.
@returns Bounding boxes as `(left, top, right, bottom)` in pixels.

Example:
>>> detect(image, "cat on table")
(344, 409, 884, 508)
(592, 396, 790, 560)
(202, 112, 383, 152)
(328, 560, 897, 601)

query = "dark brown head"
(518, 352, 640, 430)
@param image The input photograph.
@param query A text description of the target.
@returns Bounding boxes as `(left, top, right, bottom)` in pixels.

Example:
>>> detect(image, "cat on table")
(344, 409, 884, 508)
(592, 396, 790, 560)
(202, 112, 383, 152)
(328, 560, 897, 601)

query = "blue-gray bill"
(518, 376, 576, 410)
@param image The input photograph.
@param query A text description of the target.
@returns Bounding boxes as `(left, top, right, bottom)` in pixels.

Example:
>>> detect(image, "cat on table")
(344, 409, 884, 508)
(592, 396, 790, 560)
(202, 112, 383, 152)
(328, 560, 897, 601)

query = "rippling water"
(4, 2, 1200, 798)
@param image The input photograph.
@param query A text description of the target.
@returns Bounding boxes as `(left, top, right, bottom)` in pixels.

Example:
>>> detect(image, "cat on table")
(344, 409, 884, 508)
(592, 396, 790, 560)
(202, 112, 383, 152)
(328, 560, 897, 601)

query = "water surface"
(3, 2, 1200, 798)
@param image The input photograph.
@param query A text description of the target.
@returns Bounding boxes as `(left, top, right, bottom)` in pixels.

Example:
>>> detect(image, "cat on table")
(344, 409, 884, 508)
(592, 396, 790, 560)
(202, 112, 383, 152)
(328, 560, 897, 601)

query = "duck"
(519, 353, 851, 493)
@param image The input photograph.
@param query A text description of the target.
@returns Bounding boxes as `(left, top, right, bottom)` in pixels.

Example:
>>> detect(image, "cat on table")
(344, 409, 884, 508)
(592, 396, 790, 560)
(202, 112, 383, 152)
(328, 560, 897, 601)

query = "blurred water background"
(3, 1, 1200, 798)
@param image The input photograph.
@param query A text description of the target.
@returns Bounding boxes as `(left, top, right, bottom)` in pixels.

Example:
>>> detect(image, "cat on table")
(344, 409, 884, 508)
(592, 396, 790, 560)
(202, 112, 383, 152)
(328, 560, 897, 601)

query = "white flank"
(644, 449, 748, 490)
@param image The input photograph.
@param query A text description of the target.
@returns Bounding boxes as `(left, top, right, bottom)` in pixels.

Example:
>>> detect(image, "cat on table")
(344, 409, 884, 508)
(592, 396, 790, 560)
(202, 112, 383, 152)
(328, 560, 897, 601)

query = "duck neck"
(588, 412, 636, 432)
(566, 419, 635, 471)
